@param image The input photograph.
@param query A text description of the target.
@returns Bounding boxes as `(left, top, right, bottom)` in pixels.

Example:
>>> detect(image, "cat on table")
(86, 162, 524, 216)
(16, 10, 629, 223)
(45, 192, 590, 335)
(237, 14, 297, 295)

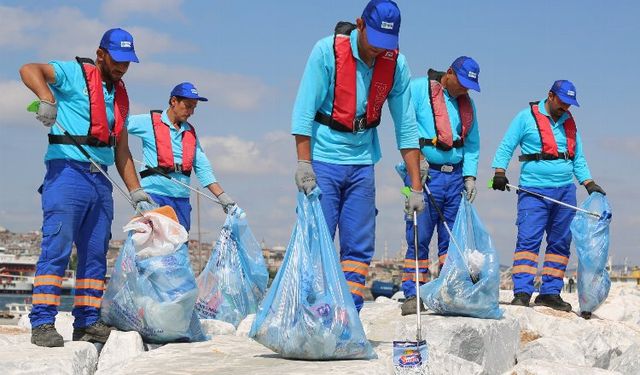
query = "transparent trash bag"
(419, 198, 503, 319)
(101, 206, 206, 343)
(570, 192, 612, 315)
(195, 206, 269, 327)
(249, 189, 375, 360)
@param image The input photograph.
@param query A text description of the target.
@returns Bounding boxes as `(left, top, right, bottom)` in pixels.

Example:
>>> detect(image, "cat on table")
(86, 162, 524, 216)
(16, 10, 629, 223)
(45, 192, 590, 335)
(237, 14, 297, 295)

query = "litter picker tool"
(487, 179, 602, 219)
(27, 100, 135, 209)
(393, 188, 429, 374)
(131, 158, 222, 206)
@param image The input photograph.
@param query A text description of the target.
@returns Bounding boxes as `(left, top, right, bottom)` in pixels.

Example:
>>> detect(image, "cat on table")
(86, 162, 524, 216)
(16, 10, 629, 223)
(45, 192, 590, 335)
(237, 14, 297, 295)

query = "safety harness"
(314, 21, 398, 133)
(519, 101, 576, 162)
(48, 57, 128, 147)
(419, 69, 474, 151)
(139, 110, 197, 178)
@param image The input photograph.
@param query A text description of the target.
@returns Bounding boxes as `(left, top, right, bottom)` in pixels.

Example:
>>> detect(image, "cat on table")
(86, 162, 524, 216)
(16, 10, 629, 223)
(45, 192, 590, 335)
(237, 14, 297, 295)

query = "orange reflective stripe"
(542, 267, 565, 278)
(512, 265, 538, 275)
(402, 272, 428, 283)
(34, 275, 63, 287)
(346, 281, 365, 297)
(544, 254, 569, 265)
(341, 260, 369, 277)
(75, 278, 105, 290)
(74, 295, 102, 308)
(32, 293, 61, 306)
(403, 259, 429, 269)
(438, 254, 447, 264)
(514, 251, 538, 262)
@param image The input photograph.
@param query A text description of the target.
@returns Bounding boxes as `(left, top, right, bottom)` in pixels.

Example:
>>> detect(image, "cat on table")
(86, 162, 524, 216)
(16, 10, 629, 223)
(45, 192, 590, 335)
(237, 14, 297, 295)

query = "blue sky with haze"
(0, 1, 638, 266)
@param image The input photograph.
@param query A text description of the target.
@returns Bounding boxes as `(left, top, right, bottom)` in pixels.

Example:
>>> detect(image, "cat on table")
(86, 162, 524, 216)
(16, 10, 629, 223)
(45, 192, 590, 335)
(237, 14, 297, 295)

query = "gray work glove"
(217, 192, 236, 214)
(130, 188, 156, 212)
(36, 99, 57, 127)
(419, 158, 430, 185)
(464, 176, 477, 203)
(404, 188, 425, 214)
(295, 160, 316, 195)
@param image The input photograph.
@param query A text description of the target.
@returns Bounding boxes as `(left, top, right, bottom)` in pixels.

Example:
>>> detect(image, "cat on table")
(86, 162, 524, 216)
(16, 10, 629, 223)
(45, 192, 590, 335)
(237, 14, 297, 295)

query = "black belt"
(519, 152, 574, 162)
(314, 112, 379, 133)
(48, 134, 115, 147)
(140, 165, 191, 178)
(419, 137, 464, 150)
(429, 162, 462, 173)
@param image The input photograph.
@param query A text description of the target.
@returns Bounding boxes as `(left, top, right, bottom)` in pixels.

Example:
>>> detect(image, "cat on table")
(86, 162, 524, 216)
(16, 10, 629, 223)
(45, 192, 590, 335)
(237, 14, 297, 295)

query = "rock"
(506, 359, 623, 375)
(18, 312, 75, 341)
(199, 319, 236, 336)
(0, 333, 98, 375)
(96, 331, 145, 374)
(426, 347, 488, 375)
(608, 344, 640, 375)
(362, 302, 519, 375)
(517, 337, 587, 367)
(235, 314, 255, 337)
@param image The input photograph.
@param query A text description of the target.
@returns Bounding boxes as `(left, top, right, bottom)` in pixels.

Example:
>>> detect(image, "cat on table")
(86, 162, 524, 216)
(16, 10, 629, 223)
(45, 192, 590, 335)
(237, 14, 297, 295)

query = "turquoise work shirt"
(291, 28, 419, 165)
(45, 60, 123, 166)
(410, 77, 480, 177)
(491, 99, 592, 188)
(127, 110, 217, 198)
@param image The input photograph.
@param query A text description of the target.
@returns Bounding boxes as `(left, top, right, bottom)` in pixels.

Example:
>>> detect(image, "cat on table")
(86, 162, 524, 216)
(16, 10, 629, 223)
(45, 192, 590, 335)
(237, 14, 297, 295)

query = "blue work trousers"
(312, 161, 376, 312)
(402, 165, 463, 298)
(30, 160, 114, 328)
(512, 184, 576, 295)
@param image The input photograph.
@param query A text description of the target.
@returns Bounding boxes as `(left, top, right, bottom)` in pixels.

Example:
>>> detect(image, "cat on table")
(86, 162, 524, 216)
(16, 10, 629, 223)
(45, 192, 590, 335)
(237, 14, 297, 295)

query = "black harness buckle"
(173, 163, 183, 172)
(352, 117, 367, 133)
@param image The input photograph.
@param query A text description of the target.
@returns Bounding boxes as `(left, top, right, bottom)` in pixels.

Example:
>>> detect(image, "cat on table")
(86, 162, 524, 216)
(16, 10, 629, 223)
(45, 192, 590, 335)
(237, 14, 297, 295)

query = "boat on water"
(0, 251, 75, 294)
(0, 302, 31, 325)
(370, 280, 400, 299)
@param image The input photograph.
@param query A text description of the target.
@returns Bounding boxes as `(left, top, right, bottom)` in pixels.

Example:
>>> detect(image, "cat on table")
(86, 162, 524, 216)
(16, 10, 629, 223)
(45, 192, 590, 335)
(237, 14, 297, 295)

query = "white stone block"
(505, 359, 623, 375)
(608, 344, 640, 375)
(235, 314, 255, 337)
(96, 331, 145, 374)
(518, 337, 587, 367)
(199, 319, 236, 336)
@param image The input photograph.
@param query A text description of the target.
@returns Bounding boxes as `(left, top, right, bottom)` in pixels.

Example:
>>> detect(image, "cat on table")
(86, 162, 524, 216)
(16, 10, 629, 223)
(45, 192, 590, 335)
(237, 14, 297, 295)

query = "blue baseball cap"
(550, 80, 579, 107)
(170, 82, 208, 101)
(99, 28, 139, 63)
(361, 0, 401, 50)
(451, 56, 480, 92)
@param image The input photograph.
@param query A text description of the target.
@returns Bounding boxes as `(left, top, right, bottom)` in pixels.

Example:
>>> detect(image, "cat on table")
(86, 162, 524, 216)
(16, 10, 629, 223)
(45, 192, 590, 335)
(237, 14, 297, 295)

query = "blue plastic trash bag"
(419, 197, 503, 319)
(195, 206, 269, 327)
(249, 189, 375, 360)
(101, 206, 206, 343)
(570, 192, 612, 316)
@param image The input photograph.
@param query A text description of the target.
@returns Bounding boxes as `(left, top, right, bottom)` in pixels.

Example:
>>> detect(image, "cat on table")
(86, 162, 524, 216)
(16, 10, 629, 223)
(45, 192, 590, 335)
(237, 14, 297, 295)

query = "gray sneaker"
(31, 323, 64, 347)
(401, 296, 427, 316)
(72, 320, 114, 343)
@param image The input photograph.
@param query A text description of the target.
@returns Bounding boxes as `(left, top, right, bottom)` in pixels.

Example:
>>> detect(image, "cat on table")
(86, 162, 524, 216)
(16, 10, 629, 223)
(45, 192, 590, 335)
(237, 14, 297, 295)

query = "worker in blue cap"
(19, 28, 154, 347)
(491, 80, 606, 312)
(291, 0, 424, 312)
(398, 56, 482, 315)
(127, 82, 237, 232)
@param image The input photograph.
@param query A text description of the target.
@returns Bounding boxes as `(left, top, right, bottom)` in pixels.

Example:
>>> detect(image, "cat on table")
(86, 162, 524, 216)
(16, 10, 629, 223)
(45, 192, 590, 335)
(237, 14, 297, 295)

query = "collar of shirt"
(160, 108, 191, 134)
(537, 98, 569, 125)
(350, 29, 368, 66)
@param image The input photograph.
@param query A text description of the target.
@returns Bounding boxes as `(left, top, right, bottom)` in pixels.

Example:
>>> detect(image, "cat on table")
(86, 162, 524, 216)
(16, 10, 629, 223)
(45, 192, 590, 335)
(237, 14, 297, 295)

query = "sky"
(0, 1, 639, 267)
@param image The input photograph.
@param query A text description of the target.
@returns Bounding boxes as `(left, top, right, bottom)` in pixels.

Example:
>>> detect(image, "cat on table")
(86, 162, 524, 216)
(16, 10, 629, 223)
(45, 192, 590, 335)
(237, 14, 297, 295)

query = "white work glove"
(295, 160, 317, 195)
(464, 176, 477, 203)
(419, 158, 429, 185)
(130, 188, 156, 212)
(36, 99, 57, 127)
(404, 188, 425, 214)
(217, 192, 236, 214)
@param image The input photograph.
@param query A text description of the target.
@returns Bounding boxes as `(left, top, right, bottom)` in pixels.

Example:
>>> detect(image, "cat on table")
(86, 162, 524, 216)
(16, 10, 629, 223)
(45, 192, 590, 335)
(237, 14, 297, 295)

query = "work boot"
(400, 296, 427, 316)
(510, 292, 532, 307)
(72, 320, 114, 343)
(534, 294, 572, 312)
(31, 323, 64, 347)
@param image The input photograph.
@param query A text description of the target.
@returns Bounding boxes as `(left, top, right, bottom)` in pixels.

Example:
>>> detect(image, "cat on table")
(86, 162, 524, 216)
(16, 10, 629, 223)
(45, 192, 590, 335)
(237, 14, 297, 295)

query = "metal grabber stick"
(505, 183, 602, 219)
(413, 209, 422, 342)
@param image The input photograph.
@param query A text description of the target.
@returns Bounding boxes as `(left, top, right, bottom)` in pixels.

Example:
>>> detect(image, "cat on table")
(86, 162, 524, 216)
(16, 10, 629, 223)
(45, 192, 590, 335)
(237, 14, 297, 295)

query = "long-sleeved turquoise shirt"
(45, 60, 124, 166)
(410, 77, 480, 177)
(491, 98, 592, 188)
(127, 110, 217, 198)
(291, 28, 419, 165)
